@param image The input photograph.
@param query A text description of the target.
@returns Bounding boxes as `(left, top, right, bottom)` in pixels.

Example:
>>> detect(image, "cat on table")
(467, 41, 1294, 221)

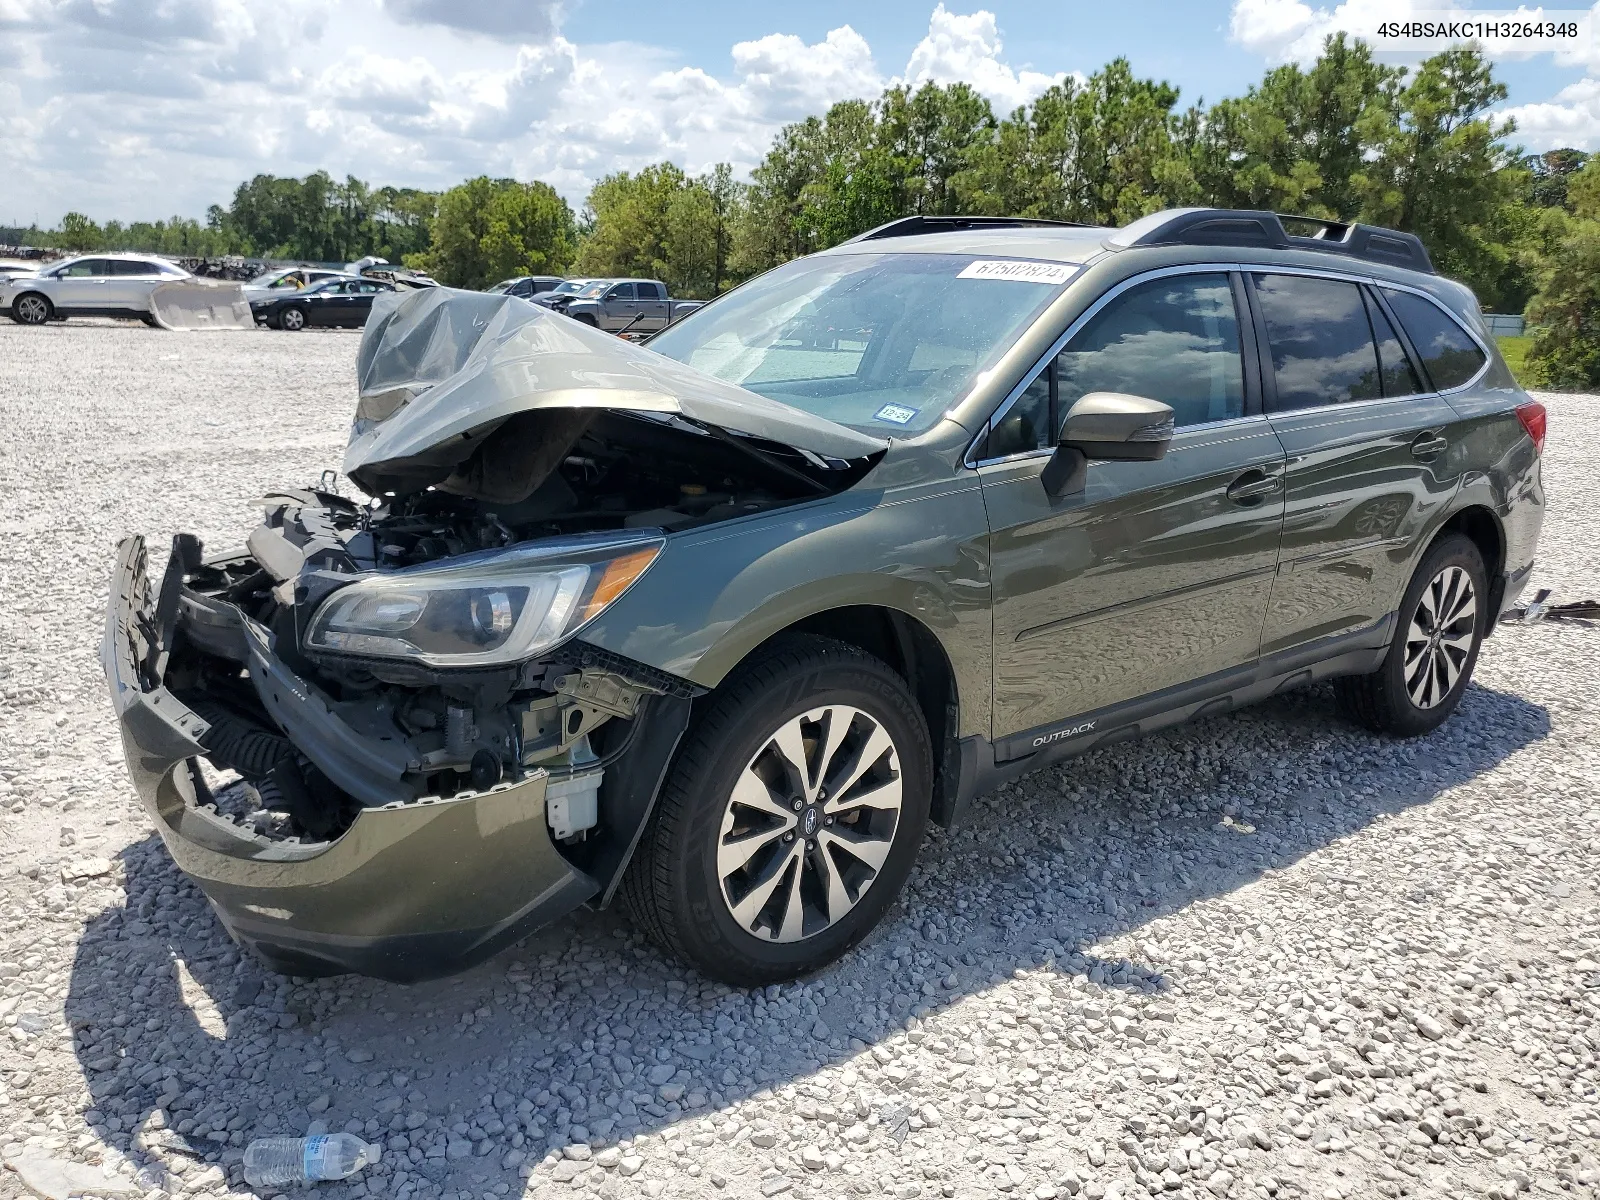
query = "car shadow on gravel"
(63, 679, 1549, 1193)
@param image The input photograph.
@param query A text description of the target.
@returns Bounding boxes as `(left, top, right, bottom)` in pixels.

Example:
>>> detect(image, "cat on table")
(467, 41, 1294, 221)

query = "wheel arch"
(723, 604, 965, 827)
(1433, 503, 1507, 631)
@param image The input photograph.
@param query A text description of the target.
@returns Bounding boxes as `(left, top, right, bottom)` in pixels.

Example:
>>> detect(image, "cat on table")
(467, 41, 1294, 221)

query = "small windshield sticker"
(873, 403, 919, 426)
(957, 259, 1078, 285)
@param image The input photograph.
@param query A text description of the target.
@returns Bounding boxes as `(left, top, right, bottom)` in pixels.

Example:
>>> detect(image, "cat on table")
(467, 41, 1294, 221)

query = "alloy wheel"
(1403, 564, 1477, 710)
(281, 308, 305, 331)
(15, 295, 49, 324)
(716, 704, 903, 943)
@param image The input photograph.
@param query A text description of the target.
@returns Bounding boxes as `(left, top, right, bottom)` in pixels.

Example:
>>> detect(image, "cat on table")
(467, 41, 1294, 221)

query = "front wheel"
(621, 636, 931, 986)
(278, 306, 306, 331)
(10, 293, 52, 325)
(1333, 533, 1487, 736)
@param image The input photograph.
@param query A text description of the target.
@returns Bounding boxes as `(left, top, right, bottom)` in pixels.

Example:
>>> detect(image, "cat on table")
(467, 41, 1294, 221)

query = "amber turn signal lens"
(579, 547, 660, 623)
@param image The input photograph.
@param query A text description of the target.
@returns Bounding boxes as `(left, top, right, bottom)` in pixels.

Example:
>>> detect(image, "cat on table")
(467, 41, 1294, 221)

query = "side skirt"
(946, 620, 1393, 824)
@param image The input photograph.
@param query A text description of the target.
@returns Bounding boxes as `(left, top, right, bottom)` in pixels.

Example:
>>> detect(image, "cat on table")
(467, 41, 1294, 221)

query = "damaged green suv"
(104, 208, 1546, 985)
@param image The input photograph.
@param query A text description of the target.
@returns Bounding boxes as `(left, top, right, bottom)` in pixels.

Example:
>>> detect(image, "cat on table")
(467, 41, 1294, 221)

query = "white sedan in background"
(3, 253, 190, 325)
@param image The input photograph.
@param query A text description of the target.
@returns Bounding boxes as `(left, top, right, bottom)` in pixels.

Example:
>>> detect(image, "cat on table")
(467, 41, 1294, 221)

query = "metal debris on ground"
(1502, 588, 1600, 624)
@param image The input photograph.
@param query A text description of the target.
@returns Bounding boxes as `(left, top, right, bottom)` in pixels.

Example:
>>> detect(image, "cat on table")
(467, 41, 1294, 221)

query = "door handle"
(1411, 432, 1448, 458)
(1226, 470, 1284, 504)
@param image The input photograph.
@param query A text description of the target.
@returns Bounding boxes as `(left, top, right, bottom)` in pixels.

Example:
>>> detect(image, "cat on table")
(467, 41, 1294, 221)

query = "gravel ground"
(0, 321, 1597, 1200)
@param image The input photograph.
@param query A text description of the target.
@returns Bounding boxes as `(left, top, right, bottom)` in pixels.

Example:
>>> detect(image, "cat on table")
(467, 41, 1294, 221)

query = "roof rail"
(842, 215, 1096, 244)
(1107, 208, 1436, 274)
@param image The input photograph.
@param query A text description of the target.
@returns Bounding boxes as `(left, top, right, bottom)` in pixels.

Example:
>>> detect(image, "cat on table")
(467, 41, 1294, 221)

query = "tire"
(278, 306, 306, 331)
(9, 292, 52, 325)
(621, 635, 932, 985)
(1333, 533, 1487, 736)
(572, 313, 598, 327)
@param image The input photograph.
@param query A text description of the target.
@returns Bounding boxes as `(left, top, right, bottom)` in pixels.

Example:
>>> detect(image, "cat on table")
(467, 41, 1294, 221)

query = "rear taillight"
(1516, 401, 1547, 454)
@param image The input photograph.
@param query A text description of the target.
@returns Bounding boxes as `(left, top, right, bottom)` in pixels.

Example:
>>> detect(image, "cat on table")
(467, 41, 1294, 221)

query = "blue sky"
(2, 0, 1597, 227)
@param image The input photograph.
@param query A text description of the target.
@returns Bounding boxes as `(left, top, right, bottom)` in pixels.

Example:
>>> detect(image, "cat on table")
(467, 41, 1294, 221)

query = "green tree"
(967, 60, 1188, 224)
(57, 212, 103, 251)
(1524, 221, 1600, 389)
(1353, 48, 1522, 302)
(1524, 148, 1589, 209)
(1187, 34, 1401, 217)
(413, 177, 574, 288)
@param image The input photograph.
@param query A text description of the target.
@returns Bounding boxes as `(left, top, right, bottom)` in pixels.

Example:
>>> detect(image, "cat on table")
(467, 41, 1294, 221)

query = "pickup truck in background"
(546, 278, 704, 333)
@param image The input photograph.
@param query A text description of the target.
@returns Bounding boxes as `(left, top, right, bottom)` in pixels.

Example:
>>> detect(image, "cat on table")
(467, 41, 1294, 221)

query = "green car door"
(978, 269, 1288, 754)
(1247, 271, 1468, 657)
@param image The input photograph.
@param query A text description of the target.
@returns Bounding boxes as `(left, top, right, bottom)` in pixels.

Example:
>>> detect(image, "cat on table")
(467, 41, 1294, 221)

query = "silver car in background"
(3, 253, 190, 325)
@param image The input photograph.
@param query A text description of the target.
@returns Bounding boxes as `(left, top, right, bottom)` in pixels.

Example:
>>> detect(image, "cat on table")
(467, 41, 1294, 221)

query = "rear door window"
(1253, 274, 1382, 410)
(1381, 289, 1488, 391)
(638, 282, 664, 300)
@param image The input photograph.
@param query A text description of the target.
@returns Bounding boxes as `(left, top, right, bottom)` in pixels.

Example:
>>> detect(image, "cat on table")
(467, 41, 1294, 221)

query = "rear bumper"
(101, 536, 598, 981)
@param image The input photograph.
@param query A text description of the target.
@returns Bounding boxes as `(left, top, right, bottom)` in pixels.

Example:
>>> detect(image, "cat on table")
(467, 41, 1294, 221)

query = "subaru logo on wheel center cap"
(801, 807, 820, 837)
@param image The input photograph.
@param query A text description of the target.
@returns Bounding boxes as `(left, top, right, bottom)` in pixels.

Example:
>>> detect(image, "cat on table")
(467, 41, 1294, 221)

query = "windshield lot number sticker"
(874, 403, 919, 425)
(958, 260, 1078, 285)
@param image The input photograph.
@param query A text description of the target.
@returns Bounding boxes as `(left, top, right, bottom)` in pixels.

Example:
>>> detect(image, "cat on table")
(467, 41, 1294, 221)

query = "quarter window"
(1364, 290, 1421, 397)
(1254, 274, 1382, 409)
(1382, 289, 1488, 391)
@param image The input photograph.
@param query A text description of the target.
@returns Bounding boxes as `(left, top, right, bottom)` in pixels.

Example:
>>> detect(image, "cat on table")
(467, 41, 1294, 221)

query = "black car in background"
(252, 277, 395, 330)
(488, 275, 564, 299)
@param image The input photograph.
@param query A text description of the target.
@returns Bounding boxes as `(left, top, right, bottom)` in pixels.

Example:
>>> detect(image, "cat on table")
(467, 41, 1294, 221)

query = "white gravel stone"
(1, 329, 1597, 1200)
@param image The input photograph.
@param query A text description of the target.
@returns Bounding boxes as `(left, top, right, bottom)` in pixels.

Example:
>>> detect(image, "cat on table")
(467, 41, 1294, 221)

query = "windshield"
(551, 280, 586, 294)
(646, 251, 1077, 434)
(575, 281, 612, 299)
(487, 279, 518, 293)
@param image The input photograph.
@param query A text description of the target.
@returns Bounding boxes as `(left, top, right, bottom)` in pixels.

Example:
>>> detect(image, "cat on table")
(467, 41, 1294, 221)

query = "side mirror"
(1041, 392, 1176, 497)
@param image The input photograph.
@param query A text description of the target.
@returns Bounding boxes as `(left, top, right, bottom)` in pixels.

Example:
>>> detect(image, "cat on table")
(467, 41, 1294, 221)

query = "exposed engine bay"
(158, 407, 874, 856)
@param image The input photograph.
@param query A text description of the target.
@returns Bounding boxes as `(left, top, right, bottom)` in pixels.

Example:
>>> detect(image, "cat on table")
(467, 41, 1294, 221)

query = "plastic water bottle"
(243, 1132, 381, 1187)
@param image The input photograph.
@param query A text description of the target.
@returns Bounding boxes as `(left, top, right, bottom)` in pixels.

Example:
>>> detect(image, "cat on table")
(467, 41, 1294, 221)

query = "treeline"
(15, 35, 1600, 386)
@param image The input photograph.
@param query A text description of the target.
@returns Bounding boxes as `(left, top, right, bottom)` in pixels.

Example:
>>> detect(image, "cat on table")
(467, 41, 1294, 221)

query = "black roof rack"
(841, 215, 1096, 243)
(1106, 208, 1435, 274)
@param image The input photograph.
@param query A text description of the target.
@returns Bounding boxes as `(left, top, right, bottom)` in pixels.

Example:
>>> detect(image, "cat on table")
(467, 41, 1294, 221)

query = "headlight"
(304, 535, 663, 666)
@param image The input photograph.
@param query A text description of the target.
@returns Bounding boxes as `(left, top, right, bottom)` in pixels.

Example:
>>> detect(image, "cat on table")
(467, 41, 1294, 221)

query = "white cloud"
(901, 4, 1068, 112)
(0, 5, 1125, 225)
(1503, 77, 1600, 149)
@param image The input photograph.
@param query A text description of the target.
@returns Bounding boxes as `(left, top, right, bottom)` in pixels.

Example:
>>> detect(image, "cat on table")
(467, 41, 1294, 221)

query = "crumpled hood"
(346, 286, 888, 497)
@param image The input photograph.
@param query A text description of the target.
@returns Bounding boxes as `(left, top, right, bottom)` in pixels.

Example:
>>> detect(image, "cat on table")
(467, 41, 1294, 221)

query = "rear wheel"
(621, 636, 931, 985)
(10, 293, 51, 325)
(278, 306, 306, 331)
(1333, 533, 1487, 736)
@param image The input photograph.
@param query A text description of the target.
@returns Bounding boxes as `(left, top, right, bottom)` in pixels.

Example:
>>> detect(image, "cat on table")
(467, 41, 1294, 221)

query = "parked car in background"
(251, 276, 395, 330)
(545, 278, 704, 332)
(488, 275, 564, 299)
(529, 278, 594, 308)
(4, 253, 190, 325)
(0, 261, 40, 280)
(241, 266, 347, 302)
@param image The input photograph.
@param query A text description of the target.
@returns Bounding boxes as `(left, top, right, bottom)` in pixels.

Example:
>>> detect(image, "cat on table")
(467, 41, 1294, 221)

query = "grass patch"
(1497, 335, 1533, 385)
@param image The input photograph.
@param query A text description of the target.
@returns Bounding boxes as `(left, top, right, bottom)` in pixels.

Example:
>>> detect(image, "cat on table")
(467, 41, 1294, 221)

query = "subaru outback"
(103, 207, 1545, 985)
